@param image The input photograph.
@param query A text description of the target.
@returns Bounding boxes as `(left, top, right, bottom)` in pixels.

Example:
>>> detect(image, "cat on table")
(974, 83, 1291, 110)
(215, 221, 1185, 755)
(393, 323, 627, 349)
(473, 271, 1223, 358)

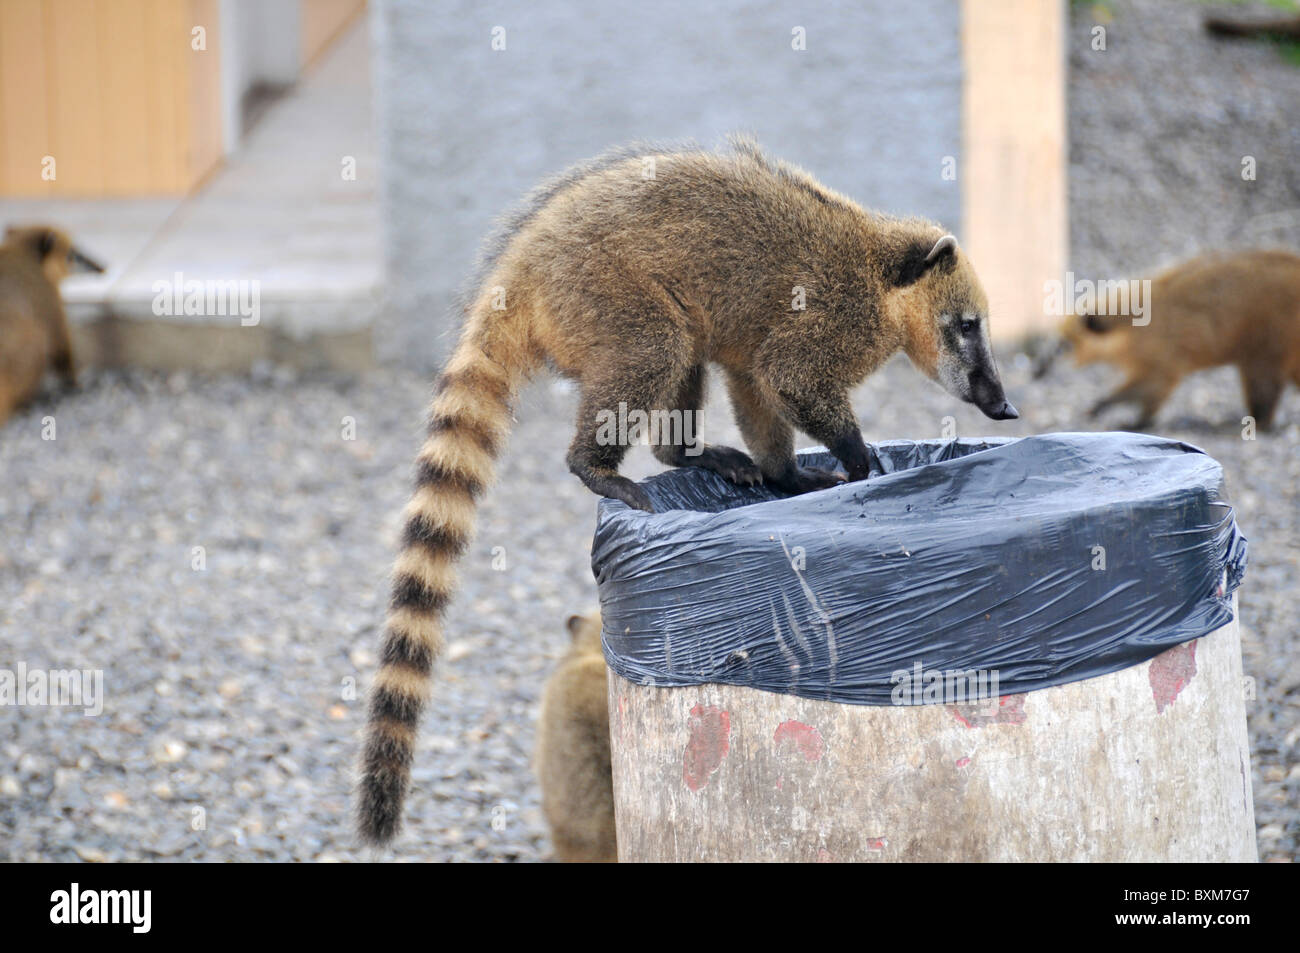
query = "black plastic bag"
(591, 433, 1247, 704)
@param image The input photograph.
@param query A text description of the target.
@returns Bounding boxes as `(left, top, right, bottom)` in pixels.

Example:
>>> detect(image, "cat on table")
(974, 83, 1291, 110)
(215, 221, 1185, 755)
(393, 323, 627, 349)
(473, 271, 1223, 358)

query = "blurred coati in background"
(1035, 249, 1300, 430)
(0, 225, 104, 425)
(535, 611, 616, 863)
(356, 138, 1021, 844)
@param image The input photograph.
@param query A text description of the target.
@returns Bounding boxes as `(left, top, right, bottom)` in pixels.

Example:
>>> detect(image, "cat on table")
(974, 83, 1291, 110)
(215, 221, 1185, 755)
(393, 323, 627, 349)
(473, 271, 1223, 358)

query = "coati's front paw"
(767, 465, 846, 496)
(1087, 398, 1113, 419)
(694, 445, 763, 486)
(1122, 417, 1156, 433)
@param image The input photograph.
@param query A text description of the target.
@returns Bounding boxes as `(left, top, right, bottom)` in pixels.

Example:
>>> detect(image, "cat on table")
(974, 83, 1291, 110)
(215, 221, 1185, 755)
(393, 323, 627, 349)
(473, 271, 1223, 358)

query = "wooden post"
(962, 0, 1068, 340)
(608, 599, 1255, 862)
(0, 0, 222, 197)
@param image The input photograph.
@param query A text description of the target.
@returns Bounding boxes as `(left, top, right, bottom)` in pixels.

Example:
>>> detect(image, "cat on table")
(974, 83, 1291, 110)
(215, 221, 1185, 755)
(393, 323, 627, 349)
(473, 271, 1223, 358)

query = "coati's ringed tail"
(357, 294, 536, 845)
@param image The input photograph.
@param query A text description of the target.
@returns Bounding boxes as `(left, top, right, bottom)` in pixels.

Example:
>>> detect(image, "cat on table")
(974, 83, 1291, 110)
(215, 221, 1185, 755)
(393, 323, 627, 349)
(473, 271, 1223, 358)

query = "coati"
(356, 138, 1018, 844)
(535, 611, 616, 863)
(0, 225, 104, 425)
(1034, 249, 1300, 429)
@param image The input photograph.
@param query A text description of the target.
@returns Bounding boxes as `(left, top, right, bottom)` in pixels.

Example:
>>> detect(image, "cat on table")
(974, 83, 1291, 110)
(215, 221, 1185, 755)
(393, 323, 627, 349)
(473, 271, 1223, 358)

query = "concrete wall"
(220, 0, 365, 155)
(373, 0, 962, 369)
(219, 0, 302, 153)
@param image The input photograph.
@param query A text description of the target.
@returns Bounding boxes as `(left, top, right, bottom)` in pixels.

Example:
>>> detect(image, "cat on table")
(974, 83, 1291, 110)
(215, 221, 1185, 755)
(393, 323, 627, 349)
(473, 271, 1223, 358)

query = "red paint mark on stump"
(774, 720, 824, 761)
(683, 704, 730, 791)
(956, 756, 971, 769)
(949, 694, 1028, 728)
(865, 837, 888, 851)
(1149, 641, 1197, 713)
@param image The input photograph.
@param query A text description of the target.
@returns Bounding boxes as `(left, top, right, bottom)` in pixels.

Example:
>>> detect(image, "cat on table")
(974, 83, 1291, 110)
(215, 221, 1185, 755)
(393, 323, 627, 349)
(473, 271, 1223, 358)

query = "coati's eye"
(959, 317, 978, 335)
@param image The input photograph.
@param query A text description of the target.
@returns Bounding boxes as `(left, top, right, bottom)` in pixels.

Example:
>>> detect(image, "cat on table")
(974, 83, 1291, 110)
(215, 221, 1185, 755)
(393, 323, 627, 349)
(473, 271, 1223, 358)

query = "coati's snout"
(935, 313, 1018, 420)
(970, 370, 1018, 419)
(68, 245, 106, 275)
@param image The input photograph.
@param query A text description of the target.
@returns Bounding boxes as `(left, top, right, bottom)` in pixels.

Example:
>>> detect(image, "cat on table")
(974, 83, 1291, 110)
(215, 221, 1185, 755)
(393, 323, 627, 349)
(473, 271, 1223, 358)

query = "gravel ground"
(1, 355, 1295, 862)
(2, 0, 1297, 862)
(1070, 0, 1300, 275)
(1067, 0, 1300, 861)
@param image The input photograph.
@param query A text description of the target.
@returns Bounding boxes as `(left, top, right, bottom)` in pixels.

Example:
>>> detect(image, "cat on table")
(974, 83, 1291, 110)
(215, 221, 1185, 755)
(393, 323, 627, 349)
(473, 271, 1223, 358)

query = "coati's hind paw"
(602, 477, 656, 513)
(693, 445, 763, 486)
(569, 460, 655, 512)
(766, 465, 846, 496)
(571, 465, 656, 512)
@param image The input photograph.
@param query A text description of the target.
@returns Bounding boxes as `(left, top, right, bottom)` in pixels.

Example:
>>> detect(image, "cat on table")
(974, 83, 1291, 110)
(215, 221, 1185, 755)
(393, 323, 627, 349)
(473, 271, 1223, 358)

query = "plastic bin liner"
(591, 432, 1247, 705)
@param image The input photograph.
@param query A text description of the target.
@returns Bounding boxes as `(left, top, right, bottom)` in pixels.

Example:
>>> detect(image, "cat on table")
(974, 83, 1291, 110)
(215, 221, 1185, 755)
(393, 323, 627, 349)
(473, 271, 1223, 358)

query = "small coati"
(535, 611, 616, 863)
(357, 138, 1018, 844)
(0, 225, 104, 425)
(1035, 249, 1300, 429)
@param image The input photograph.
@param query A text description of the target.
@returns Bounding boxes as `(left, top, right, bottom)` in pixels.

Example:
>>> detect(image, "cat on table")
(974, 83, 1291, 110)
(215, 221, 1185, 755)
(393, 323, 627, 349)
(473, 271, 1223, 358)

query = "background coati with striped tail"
(1035, 249, 1300, 430)
(357, 138, 1018, 844)
(0, 226, 104, 425)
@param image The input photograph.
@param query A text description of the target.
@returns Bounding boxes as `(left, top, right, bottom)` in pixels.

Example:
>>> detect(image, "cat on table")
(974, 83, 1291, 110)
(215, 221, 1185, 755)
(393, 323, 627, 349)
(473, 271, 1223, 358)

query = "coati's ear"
(11, 227, 59, 260)
(565, 614, 585, 640)
(924, 234, 958, 267)
(892, 234, 959, 287)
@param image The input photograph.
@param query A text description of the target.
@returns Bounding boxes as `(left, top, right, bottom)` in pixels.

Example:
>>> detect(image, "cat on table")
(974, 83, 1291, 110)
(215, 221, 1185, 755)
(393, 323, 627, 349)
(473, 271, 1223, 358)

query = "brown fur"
(535, 612, 616, 863)
(0, 226, 99, 425)
(356, 138, 1014, 844)
(1056, 249, 1300, 429)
